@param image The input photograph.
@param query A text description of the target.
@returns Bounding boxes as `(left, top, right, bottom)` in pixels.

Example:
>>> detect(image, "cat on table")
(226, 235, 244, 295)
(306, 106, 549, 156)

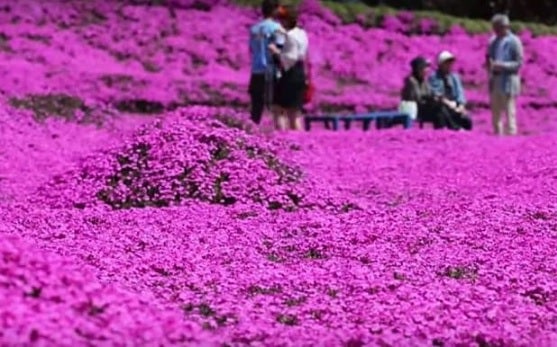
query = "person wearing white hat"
(487, 14, 523, 135)
(438, 51, 455, 65)
(428, 50, 473, 131)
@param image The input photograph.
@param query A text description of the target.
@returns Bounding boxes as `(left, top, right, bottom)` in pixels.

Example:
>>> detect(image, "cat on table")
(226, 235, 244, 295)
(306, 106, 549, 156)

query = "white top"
(279, 27, 309, 71)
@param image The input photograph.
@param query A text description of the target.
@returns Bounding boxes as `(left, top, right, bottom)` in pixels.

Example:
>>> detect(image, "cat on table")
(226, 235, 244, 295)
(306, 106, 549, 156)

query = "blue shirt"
(428, 71, 466, 105)
(249, 19, 282, 74)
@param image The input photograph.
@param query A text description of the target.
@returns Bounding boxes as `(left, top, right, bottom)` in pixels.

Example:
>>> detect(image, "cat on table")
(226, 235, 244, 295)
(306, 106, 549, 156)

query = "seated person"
(427, 51, 473, 131)
(400, 56, 448, 129)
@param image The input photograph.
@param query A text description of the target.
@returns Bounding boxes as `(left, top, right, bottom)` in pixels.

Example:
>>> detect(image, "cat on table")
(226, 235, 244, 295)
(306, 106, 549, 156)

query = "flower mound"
(36, 107, 318, 211)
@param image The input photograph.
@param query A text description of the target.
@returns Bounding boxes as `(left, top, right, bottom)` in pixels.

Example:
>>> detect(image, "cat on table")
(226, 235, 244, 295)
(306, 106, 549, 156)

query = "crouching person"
(428, 51, 473, 131)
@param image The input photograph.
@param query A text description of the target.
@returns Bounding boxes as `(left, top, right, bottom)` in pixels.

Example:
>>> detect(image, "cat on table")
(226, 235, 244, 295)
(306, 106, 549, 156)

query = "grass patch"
(215, 114, 254, 133)
(246, 284, 282, 296)
(0, 32, 10, 51)
(182, 302, 236, 328)
(305, 247, 326, 260)
(9, 93, 94, 123)
(522, 287, 550, 306)
(23, 33, 51, 44)
(284, 296, 307, 307)
(441, 265, 478, 280)
(100, 74, 137, 88)
(114, 99, 165, 114)
(141, 60, 162, 73)
(276, 313, 299, 326)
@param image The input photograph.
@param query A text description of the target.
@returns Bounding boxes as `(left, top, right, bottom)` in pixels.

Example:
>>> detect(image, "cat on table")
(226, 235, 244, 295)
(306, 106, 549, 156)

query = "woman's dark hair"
(279, 5, 298, 29)
(261, 0, 279, 18)
(410, 56, 429, 80)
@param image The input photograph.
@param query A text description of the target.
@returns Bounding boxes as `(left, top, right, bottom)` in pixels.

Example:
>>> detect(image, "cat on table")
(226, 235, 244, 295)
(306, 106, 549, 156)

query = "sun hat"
(438, 50, 456, 64)
(410, 56, 430, 71)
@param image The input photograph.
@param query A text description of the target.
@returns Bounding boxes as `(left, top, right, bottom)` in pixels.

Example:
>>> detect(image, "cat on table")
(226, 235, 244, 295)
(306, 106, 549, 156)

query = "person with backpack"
(248, 0, 284, 125)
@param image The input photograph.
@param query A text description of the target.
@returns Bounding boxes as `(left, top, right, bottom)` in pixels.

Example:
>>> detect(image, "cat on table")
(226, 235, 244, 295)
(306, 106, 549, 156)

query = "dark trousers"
(249, 73, 268, 125)
(419, 101, 472, 131)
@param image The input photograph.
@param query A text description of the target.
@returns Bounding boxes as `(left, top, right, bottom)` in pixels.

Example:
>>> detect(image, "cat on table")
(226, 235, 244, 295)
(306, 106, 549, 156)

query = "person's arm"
(428, 74, 458, 108)
(268, 28, 285, 71)
(248, 25, 259, 55)
(503, 37, 524, 72)
(453, 74, 466, 105)
(401, 77, 418, 101)
(493, 36, 524, 73)
(427, 74, 443, 98)
(274, 24, 286, 49)
(268, 27, 285, 54)
(486, 36, 495, 71)
(453, 74, 466, 113)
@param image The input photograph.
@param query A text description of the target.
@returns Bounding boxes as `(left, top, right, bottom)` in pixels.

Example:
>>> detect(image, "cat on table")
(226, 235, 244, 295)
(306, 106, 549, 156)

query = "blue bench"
(304, 111, 412, 131)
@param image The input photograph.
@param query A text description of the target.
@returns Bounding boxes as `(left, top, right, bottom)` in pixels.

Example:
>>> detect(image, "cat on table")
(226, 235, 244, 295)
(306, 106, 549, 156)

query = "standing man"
(487, 14, 524, 135)
(248, 0, 283, 125)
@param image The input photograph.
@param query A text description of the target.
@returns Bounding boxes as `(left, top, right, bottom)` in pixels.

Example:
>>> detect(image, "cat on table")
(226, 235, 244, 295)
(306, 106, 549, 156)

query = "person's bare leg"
(295, 115, 303, 131)
(286, 108, 299, 130)
(278, 109, 289, 131)
(272, 105, 285, 130)
(279, 114, 288, 130)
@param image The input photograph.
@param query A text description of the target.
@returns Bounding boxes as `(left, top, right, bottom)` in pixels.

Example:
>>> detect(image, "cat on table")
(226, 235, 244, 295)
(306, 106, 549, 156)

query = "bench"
(304, 111, 412, 131)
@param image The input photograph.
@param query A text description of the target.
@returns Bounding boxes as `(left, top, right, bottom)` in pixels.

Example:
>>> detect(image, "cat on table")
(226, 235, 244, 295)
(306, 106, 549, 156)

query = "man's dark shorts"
(249, 73, 276, 124)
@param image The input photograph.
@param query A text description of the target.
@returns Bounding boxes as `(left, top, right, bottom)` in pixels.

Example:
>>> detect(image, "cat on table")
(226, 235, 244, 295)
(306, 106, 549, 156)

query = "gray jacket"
(487, 32, 524, 96)
(401, 75, 432, 103)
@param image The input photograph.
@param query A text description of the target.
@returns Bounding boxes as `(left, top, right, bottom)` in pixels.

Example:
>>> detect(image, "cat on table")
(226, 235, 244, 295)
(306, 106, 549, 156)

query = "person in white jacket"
(268, 5, 309, 131)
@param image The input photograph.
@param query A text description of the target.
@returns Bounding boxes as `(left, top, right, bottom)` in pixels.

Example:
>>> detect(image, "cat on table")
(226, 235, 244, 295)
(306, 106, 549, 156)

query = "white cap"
(438, 50, 455, 64)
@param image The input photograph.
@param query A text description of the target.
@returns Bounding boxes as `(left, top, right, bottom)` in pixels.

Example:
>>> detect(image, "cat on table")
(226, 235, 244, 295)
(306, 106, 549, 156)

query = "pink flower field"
(1, 0, 557, 345)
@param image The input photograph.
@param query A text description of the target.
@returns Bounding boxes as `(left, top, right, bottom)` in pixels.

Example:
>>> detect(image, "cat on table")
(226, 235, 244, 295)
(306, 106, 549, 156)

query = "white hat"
(438, 50, 455, 64)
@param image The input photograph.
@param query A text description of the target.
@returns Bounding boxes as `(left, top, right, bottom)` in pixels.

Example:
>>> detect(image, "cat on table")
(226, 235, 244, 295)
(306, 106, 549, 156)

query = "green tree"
(356, 0, 557, 24)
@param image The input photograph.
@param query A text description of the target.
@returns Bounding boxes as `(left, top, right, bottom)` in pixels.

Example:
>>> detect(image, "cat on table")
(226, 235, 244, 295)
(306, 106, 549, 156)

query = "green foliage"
(9, 93, 94, 123)
(232, 0, 557, 36)
(276, 313, 299, 326)
(0, 32, 10, 51)
(114, 99, 165, 114)
(441, 265, 478, 280)
(361, 0, 557, 26)
(141, 60, 162, 73)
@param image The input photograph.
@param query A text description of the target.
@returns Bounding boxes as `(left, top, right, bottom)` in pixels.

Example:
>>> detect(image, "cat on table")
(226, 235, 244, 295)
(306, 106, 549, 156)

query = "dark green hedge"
(359, 0, 557, 27)
(234, 0, 557, 36)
